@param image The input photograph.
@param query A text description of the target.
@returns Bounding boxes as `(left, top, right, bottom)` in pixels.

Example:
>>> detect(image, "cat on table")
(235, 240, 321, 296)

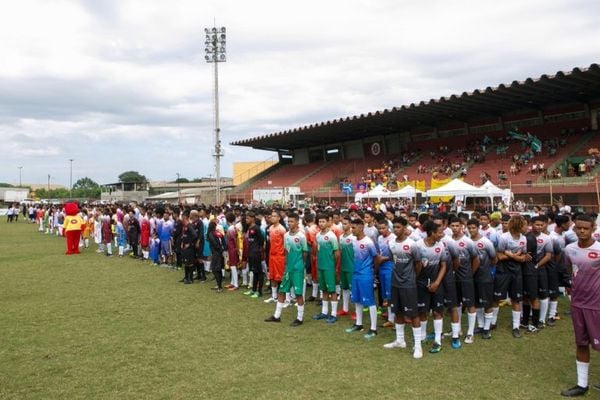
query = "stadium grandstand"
(230, 63, 600, 209)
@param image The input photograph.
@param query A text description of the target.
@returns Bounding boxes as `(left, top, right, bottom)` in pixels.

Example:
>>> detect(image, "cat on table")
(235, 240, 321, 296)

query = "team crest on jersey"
(346, 239, 351, 244)
(324, 236, 329, 241)
(403, 245, 410, 251)
(435, 247, 441, 253)
(519, 241, 525, 246)
(477, 242, 484, 249)
(294, 238, 300, 243)
(70, 219, 77, 224)
(588, 252, 599, 259)
(537, 239, 543, 244)
(459, 242, 465, 248)
(250, 230, 254, 234)
(360, 244, 365, 250)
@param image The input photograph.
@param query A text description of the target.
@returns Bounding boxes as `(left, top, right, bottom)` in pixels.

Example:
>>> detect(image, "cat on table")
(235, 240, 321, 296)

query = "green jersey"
(316, 230, 338, 270)
(284, 230, 308, 272)
(339, 233, 356, 272)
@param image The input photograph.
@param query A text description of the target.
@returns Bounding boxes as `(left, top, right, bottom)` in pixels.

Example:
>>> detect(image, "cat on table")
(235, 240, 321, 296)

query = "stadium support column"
(205, 25, 226, 205)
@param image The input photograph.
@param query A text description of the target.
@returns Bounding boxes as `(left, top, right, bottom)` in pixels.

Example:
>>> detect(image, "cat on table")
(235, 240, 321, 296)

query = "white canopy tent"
(425, 179, 489, 198)
(480, 180, 513, 206)
(391, 185, 423, 198)
(355, 184, 394, 202)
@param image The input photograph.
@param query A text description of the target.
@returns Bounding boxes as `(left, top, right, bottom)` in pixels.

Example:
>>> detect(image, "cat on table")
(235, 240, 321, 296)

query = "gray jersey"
(533, 232, 553, 263)
(448, 235, 478, 281)
(364, 225, 379, 251)
(389, 237, 421, 288)
(416, 238, 447, 283)
(472, 236, 496, 283)
(497, 232, 526, 272)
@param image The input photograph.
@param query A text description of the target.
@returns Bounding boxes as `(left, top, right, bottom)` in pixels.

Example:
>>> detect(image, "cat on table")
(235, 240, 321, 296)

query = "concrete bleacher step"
(536, 131, 595, 183)
(292, 160, 333, 187)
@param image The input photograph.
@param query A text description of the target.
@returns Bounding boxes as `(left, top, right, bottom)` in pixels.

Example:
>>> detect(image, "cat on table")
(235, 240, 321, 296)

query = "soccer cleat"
(429, 342, 442, 353)
(413, 346, 423, 359)
(481, 330, 492, 340)
(326, 316, 338, 324)
(264, 315, 281, 323)
(382, 321, 394, 328)
(184, 280, 192, 285)
(250, 293, 260, 299)
(547, 317, 557, 327)
(227, 286, 239, 291)
(216, 288, 223, 293)
(473, 327, 484, 334)
(464, 334, 474, 344)
(337, 310, 349, 317)
(526, 324, 538, 334)
(345, 324, 364, 333)
(264, 297, 277, 304)
(451, 338, 462, 349)
(560, 385, 588, 397)
(290, 319, 303, 327)
(282, 301, 291, 308)
(225, 284, 234, 289)
(363, 329, 378, 340)
(243, 290, 254, 296)
(536, 321, 545, 330)
(383, 340, 407, 349)
(512, 328, 522, 338)
(210, 286, 221, 291)
(312, 313, 328, 320)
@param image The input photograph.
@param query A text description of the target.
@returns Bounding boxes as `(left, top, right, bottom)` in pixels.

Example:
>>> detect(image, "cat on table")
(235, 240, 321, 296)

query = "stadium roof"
(231, 63, 600, 151)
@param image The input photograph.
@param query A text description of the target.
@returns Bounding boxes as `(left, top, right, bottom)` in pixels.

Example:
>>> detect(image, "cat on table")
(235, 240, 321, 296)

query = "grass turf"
(0, 220, 595, 399)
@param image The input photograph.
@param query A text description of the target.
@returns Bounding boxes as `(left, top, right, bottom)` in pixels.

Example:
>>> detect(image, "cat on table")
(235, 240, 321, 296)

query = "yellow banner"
(429, 177, 453, 203)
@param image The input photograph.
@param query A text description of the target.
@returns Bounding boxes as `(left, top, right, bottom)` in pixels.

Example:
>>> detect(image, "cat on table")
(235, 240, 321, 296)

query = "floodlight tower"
(204, 25, 226, 205)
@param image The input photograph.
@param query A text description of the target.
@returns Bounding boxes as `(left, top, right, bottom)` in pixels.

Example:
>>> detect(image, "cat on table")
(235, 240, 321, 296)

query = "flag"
(342, 184, 353, 194)
(507, 130, 528, 141)
(527, 133, 542, 152)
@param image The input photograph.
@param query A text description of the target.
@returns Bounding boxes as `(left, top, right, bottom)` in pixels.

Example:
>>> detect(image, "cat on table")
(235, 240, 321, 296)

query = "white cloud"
(0, 0, 598, 186)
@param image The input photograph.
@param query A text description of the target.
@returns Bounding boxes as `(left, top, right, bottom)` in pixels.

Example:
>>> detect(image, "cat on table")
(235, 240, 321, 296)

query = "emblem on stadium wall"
(370, 142, 381, 156)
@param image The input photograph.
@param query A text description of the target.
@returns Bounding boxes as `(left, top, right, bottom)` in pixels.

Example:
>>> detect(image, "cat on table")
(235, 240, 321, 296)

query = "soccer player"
(544, 214, 570, 326)
(385, 217, 423, 359)
(157, 212, 174, 267)
(264, 213, 308, 327)
(416, 221, 447, 353)
(494, 215, 529, 338)
(266, 211, 287, 303)
(466, 219, 497, 339)
(304, 213, 320, 302)
(560, 214, 600, 397)
(312, 214, 340, 323)
(244, 212, 265, 298)
(345, 218, 380, 339)
(225, 212, 240, 290)
(377, 219, 396, 328)
(522, 216, 552, 332)
(338, 214, 355, 317)
(448, 216, 480, 346)
(180, 211, 199, 285)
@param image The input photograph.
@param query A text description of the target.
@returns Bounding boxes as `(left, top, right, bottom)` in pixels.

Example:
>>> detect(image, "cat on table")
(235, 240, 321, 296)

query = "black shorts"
(248, 254, 262, 274)
(456, 280, 476, 308)
(391, 286, 418, 318)
(537, 267, 549, 299)
(557, 263, 572, 289)
(417, 282, 444, 313)
(546, 264, 560, 298)
(474, 281, 494, 309)
(443, 274, 458, 308)
(522, 272, 539, 300)
(493, 268, 523, 302)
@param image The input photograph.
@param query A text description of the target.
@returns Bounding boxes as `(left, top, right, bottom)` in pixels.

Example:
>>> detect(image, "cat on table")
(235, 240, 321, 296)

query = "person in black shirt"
(180, 211, 198, 284)
(207, 220, 226, 292)
(245, 212, 265, 298)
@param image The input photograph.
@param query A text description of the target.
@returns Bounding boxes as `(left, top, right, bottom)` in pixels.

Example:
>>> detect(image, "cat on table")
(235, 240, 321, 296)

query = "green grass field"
(0, 220, 596, 399)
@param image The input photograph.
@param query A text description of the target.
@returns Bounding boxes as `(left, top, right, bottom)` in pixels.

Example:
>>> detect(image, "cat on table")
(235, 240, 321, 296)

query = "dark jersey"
(389, 237, 421, 289)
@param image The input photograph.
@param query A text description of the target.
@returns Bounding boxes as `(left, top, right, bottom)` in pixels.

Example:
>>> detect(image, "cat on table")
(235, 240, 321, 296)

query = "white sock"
(457, 305, 463, 325)
(242, 268, 248, 285)
(421, 320, 428, 341)
(274, 301, 284, 318)
(413, 327, 422, 349)
(539, 298, 549, 322)
(248, 271, 253, 287)
(335, 284, 341, 295)
(231, 267, 238, 287)
(434, 319, 443, 344)
(387, 307, 394, 323)
(85, 239, 89, 248)
(451, 322, 460, 339)
(297, 305, 304, 321)
(107, 243, 112, 255)
(342, 289, 350, 312)
(302, 278, 306, 298)
(331, 301, 338, 317)
(118, 246, 124, 256)
(204, 261, 211, 272)
(286, 292, 292, 303)
(576, 360, 589, 388)
(396, 324, 405, 343)
(467, 312, 476, 336)
(369, 306, 378, 331)
(484, 312, 493, 330)
(320, 290, 324, 299)
(476, 308, 484, 328)
(312, 283, 318, 298)
(512, 310, 521, 330)
(356, 304, 363, 326)
(549, 300, 558, 319)
(271, 285, 278, 300)
(492, 307, 499, 325)
(321, 300, 329, 316)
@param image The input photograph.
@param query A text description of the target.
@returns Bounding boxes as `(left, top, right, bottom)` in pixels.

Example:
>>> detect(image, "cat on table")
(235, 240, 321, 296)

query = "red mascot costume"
(63, 202, 84, 255)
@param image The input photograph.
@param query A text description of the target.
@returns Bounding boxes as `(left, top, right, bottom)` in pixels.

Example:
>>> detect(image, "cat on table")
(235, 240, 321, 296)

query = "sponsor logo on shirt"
(588, 251, 599, 259)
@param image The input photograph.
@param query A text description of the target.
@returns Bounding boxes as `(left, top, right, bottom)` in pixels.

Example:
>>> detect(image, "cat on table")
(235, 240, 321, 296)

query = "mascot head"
(65, 202, 79, 216)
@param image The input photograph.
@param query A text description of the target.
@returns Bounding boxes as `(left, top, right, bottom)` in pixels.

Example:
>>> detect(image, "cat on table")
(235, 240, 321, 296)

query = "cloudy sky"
(1, 0, 599, 187)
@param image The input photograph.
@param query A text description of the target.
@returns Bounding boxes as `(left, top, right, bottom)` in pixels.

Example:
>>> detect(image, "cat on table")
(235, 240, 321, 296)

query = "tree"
(118, 171, 147, 183)
(72, 177, 101, 199)
(0, 182, 14, 187)
(174, 177, 189, 183)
